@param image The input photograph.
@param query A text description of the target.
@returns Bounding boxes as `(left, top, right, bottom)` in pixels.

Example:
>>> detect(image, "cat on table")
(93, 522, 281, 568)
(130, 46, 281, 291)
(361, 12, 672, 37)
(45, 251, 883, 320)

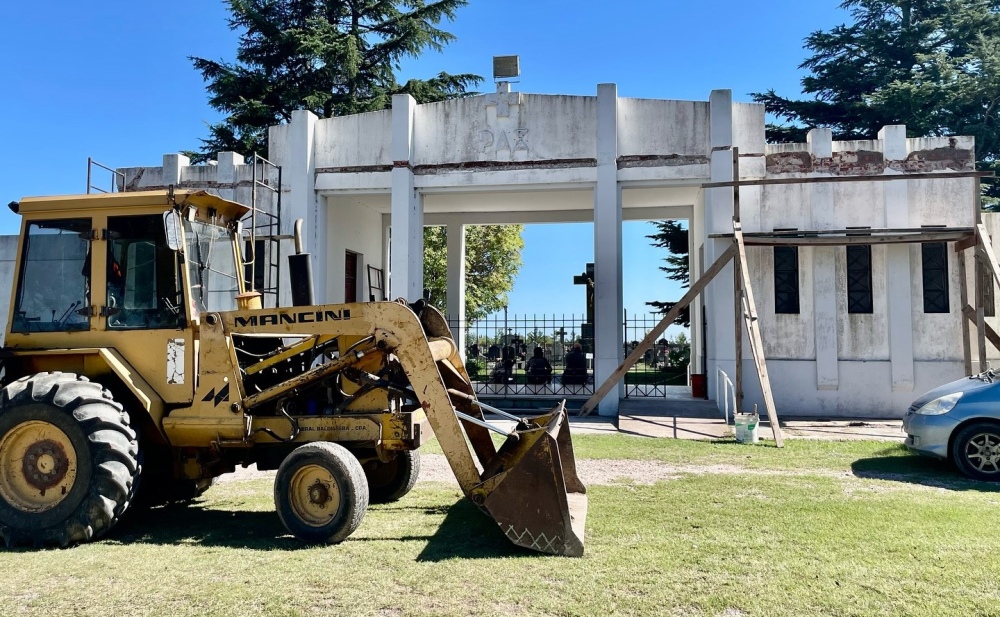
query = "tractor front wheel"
(0, 372, 139, 547)
(274, 442, 368, 544)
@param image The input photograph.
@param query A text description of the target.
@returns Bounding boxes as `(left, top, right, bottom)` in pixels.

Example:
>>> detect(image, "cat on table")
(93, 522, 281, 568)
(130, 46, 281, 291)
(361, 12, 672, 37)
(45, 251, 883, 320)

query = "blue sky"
(0, 1, 849, 335)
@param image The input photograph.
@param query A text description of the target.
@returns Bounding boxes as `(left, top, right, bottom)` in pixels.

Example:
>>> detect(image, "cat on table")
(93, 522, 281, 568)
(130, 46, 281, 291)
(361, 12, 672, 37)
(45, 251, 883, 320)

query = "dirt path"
(218, 453, 853, 487)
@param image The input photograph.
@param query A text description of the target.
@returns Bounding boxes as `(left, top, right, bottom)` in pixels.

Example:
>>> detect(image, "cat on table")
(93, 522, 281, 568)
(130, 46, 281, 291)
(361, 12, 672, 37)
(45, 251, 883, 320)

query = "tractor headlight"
(914, 392, 963, 415)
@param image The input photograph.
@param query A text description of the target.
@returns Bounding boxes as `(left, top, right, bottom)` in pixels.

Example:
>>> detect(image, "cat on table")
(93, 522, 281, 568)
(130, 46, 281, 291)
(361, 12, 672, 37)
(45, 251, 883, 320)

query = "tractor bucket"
(471, 402, 587, 557)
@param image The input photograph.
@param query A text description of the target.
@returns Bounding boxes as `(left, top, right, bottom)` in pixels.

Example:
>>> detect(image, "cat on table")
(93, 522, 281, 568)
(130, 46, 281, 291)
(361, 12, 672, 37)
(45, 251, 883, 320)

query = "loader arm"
(217, 300, 588, 556)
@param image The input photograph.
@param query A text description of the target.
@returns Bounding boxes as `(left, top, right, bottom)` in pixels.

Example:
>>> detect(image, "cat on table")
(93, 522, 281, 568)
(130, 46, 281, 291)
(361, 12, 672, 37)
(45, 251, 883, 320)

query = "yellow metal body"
(1, 189, 587, 556)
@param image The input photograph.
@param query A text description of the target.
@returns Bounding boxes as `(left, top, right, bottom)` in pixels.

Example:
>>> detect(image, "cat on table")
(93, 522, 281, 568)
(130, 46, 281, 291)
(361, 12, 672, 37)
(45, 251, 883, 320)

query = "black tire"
(274, 442, 368, 544)
(365, 450, 420, 503)
(0, 372, 140, 547)
(952, 421, 1000, 481)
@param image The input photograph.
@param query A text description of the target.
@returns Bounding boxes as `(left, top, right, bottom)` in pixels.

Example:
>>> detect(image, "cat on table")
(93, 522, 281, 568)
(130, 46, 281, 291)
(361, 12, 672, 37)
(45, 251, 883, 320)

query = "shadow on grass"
(105, 499, 532, 559)
(411, 499, 529, 562)
(851, 448, 1000, 492)
(107, 503, 302, 550)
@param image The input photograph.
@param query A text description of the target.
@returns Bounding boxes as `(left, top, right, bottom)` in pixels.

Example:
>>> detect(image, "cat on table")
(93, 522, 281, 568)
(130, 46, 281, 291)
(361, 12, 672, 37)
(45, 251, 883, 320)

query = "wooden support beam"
(734, 245, 744, 414)
(733, 222, 784, 447)
(733, 148, 743, 412)
(962, 305, 1000, 352)
(959, 253, 973, 375)
(580, 243, 738, 416)
(976, 223, 1000, 288)
(955, 234, 978, 253)
(976, 248, 988, 371)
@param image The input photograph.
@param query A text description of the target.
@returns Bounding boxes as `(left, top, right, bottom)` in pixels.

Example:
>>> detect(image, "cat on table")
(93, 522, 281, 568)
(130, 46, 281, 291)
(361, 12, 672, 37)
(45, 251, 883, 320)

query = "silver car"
(903, 370, 1000, 481)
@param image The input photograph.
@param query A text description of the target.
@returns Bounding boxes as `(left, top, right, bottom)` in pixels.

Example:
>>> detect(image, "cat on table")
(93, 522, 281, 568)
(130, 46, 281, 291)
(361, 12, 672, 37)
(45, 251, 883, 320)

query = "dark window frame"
(978, 259, 995, 317)
(846, 244, 874, 314)
(921, 242, 950, 314)
(773, 245, 800, 314)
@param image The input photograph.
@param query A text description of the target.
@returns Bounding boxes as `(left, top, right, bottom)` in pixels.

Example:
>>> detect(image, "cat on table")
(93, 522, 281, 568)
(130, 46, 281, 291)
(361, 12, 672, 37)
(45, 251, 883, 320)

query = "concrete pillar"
(593, 83, 623, 417)
(808, 129, 839, 391)
(162, 153, 189, 186)
(390, 94, 423, 301)
(279, 110, 320, 305)
(704, 89, 737, 397)
(880, 125, 914, 391)
(689, 195, 705, 379)
(446, 223, 467, 359)
(216, 152, 244, 203)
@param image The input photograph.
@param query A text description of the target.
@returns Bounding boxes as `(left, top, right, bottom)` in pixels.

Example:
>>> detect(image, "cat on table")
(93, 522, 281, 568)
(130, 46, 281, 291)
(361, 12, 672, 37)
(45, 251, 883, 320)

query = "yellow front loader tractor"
(0, 189, 586, 555)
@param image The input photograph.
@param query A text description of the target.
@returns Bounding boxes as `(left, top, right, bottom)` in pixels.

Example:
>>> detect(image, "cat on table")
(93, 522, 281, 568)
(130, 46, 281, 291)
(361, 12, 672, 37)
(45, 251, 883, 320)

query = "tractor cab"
(7, 190, 248, 338)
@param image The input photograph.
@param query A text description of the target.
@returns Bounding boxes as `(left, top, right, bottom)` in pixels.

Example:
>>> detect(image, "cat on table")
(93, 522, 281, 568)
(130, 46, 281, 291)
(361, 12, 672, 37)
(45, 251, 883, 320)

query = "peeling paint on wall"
(766, 144, 974, 176)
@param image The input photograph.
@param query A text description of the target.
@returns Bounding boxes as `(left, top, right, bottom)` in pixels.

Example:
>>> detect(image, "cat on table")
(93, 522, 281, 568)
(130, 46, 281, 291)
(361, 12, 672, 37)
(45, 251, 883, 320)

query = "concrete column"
(215, 152, 244, 203)
(880, 125, 914, 391)
(704, 89, 737, 398)
(446, 223, 467, 359)
(808, 129, 839, 390)
(689, 196, 705, 378)
(390, 94, 423, 301)
(280, 110, 320, 305)
(162, 153, 189, 186)
(593, 83, 623, 417)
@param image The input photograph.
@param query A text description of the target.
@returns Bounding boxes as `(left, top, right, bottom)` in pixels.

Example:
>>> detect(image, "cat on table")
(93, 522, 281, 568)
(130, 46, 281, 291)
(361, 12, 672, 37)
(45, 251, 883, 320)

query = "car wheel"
(951, 421, 1000, 481)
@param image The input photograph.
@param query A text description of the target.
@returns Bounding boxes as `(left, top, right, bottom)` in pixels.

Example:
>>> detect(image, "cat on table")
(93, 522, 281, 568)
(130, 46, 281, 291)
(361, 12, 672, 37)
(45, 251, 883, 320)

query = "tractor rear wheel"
(0, 372, 139, 547)
(274, 442, 368, 544)
(364, 450, 420, 503)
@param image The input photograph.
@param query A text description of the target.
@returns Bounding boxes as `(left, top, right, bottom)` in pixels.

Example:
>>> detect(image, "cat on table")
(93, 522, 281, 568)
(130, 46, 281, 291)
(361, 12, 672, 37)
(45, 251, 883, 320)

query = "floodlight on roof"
(493, 55, 520, 81)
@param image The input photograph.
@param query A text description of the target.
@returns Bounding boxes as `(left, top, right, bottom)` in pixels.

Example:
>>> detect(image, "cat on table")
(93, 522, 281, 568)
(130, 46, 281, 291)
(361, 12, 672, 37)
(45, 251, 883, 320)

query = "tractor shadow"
(408, 500, 530, 562)
(106, 499, 535, 559)
(107, 503, 303, 550)
(851, 447, 1000, 492)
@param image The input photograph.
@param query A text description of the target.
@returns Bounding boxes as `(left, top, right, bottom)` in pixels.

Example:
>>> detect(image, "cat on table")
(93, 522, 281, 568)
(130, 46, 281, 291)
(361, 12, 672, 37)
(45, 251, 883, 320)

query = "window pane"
(184, 219, 239, 313)
(107, 215, 186, 330)
(922, 242, 949, 313)
(773, 246, 799, 314)
(12, 219, 91, 332)
(846, 245, 873, 314)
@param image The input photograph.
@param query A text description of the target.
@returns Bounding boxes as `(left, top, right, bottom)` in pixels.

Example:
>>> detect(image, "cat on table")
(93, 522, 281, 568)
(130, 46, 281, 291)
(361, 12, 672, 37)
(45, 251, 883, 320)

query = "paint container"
(734, 412, 759, 444)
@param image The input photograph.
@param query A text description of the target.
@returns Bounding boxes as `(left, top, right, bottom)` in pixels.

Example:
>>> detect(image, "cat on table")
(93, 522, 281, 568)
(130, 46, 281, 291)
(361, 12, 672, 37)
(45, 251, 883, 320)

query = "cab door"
(99, 214, 194, 404)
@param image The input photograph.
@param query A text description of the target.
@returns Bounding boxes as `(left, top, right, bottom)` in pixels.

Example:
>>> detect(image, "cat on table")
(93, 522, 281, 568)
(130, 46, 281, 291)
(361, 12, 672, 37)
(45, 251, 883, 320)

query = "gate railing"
(449, 311, 690, 398)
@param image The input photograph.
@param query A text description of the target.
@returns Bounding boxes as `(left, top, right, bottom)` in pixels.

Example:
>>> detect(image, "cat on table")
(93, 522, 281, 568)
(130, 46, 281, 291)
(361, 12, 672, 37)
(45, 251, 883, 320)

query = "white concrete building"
(7, 84, 995, 418)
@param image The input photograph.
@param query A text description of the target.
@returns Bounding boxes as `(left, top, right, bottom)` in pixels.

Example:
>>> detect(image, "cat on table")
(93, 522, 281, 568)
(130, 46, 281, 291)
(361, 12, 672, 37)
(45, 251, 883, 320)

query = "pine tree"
(645, 221, 690, 327)
(751, 0, 1000, 202)
(190, 0, 481, 160)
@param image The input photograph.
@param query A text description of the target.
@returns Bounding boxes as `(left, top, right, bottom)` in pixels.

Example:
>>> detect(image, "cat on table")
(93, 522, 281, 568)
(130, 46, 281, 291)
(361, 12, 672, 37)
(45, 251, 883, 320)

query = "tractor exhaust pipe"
(288, 219, 315, 307)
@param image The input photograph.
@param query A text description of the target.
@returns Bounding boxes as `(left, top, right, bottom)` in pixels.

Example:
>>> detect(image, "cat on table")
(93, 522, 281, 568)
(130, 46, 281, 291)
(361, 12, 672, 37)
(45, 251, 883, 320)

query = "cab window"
(183, 218, 239, 313)
(106, 215, 185, 330)
(12, 218, 91, 332)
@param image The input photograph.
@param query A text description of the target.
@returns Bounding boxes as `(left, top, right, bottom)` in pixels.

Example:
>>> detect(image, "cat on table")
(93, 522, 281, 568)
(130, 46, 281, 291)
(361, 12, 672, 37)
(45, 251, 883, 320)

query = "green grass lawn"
(2, 438, 999, 616)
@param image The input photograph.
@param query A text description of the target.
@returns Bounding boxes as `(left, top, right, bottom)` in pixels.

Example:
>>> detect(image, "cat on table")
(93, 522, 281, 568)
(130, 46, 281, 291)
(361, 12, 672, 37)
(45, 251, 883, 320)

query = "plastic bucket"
(734, 412, 759, 444)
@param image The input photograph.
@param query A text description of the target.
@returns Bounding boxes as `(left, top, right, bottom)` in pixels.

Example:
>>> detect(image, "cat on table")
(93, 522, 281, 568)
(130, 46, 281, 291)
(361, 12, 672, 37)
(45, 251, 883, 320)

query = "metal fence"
(622, 311, 689, 398)
(449, 312, 690, 398)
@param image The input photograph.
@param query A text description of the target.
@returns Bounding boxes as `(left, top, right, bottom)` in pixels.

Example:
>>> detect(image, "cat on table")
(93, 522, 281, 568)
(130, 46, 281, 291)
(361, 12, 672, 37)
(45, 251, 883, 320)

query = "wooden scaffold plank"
(580, 244, 738, 416)
(733, 222, 784, 447)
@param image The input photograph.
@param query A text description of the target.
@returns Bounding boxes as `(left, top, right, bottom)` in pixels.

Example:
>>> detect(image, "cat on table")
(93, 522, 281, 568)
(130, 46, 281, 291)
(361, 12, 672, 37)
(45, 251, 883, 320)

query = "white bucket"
(734, 412, 759, 444)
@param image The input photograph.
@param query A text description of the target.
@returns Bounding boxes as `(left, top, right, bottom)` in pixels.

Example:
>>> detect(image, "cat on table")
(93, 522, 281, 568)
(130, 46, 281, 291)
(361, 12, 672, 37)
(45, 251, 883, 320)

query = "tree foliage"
(190, 0, 481, 160)
(645, 221, 690, 327)
(751, 0, 1000, 202)
(423, 225, 525, 323)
